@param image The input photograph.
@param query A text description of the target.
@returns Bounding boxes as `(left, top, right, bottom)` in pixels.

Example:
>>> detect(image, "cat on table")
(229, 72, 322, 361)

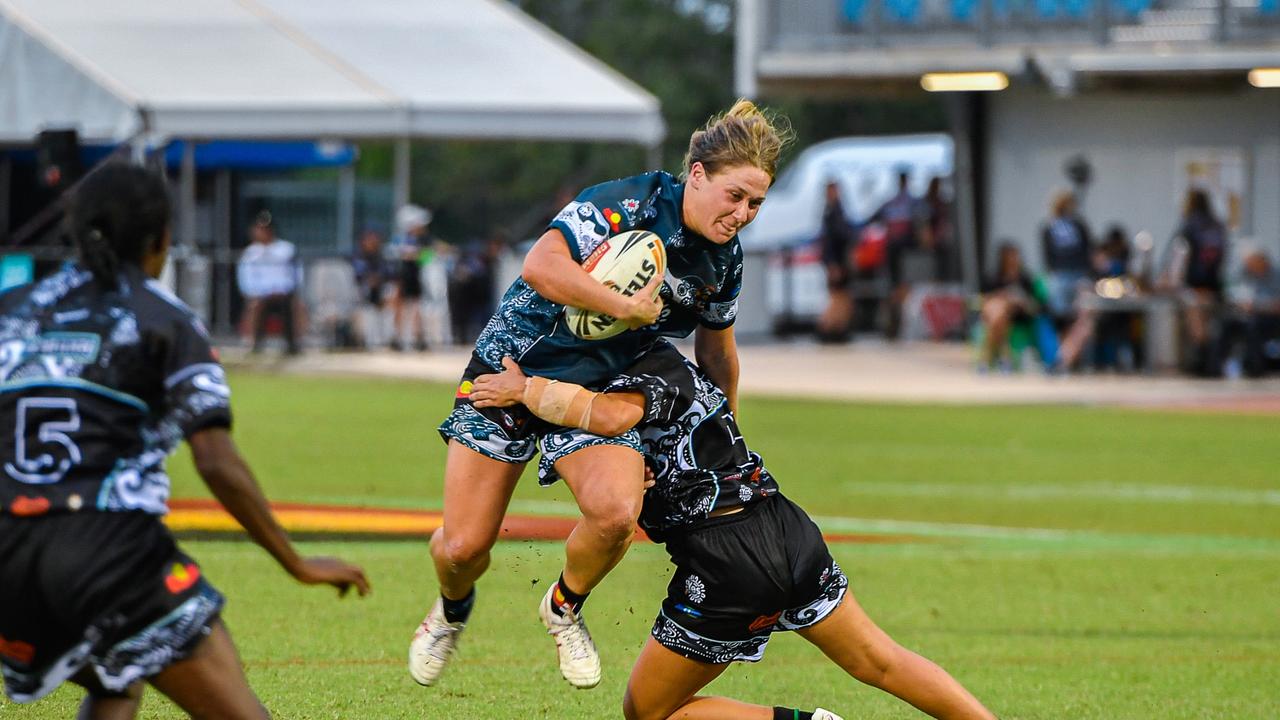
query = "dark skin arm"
(694, 325, 739, 414)
(188, 428, 370, 597)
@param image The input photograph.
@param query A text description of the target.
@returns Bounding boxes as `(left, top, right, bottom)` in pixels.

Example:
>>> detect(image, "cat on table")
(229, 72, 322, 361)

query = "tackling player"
(467, 344, 997, 720)
(412, 100, 791, 690)
(0, 164, 369, 719)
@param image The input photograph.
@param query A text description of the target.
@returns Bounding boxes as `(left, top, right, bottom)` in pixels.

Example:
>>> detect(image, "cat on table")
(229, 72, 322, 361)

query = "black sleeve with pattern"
(699, 242, 743, 329)
(597, 342, 691, 424)
(162, 313, 233, 437)
(547, 174, 659, 263)
(600, 373, 680, 426)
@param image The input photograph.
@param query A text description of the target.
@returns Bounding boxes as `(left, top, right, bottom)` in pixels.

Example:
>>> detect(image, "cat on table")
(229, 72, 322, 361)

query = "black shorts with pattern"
(651, 493, 848, 665)
(437, 353, 553, 464)
(0, 512, 224, 703)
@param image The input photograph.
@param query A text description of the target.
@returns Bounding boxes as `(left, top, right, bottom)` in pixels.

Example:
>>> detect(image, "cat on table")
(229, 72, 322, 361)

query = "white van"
(739, 133, 954, 324)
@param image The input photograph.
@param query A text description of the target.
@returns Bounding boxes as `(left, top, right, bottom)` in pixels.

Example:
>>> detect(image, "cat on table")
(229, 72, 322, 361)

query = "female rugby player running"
(412, 100, 790, 690)
(0, 164, 369, 719)
(468, 345, 997, 720)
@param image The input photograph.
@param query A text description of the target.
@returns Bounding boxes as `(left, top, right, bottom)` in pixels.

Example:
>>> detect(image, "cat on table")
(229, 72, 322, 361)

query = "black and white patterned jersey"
(598, 341, 780, 540)
(473, 171, 743, 386)
(0, 264, 232, 517)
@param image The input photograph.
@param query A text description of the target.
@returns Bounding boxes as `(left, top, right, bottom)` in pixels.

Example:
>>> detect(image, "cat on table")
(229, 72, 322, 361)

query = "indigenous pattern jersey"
(0, 264, 232, 517)
(473, 171, 743, 386)
(593, 341, 779, 540)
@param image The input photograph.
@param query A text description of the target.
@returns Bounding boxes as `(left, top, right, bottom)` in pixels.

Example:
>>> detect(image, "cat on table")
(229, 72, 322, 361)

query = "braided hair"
(67, 162, 171, 291)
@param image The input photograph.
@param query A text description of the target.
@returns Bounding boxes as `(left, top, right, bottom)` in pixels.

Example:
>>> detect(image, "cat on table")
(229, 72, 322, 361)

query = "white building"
(737, 0, 1280, 285)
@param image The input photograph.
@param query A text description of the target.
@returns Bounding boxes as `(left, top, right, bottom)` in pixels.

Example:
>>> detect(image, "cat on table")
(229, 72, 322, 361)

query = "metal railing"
(763, 0, 1278, 50)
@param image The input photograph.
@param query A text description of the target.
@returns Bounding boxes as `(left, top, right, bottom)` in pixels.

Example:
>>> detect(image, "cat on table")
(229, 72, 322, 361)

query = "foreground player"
(0, 164, 369, 718)
(412, 100, 790, 689)
(469, 347, 996, 720)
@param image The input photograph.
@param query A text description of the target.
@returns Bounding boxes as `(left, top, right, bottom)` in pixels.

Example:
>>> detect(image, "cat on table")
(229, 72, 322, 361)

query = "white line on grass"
(810, 515, 1079, 541)
(837, 481, 1280, 506)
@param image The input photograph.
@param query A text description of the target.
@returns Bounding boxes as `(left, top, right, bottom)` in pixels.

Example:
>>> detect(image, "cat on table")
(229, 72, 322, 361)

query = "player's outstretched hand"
(619, 275, 664, 329)
(292, 556, 371, 598)
(472, 357, 527, 408)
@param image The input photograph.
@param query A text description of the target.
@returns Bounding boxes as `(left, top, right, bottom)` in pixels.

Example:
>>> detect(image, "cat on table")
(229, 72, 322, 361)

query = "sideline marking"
(164, 499, 921, 544)
(823, 481, 1280, 507)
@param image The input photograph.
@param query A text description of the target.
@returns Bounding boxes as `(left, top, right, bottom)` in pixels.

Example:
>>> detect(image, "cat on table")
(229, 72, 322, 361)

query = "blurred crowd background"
(2, 0, 1278, 379)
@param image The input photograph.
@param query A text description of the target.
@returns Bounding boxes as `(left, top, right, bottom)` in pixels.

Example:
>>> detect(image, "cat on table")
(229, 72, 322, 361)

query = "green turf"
(10, 540, 1278, 719)
(5, 371, 1279, 718)
(166, 372, 1280, 539)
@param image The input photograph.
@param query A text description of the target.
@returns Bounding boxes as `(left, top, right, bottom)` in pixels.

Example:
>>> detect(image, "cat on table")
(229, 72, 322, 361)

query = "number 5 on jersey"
(6, 397, 82, 484)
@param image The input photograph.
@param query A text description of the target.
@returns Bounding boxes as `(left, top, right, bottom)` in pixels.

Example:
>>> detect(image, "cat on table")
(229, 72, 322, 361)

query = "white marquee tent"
(1, 0, 666, 324)
(0, 0, 665, 145)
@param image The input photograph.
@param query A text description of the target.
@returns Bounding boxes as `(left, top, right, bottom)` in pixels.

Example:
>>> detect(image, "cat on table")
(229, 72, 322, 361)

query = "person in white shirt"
(237, 211, 302, 355)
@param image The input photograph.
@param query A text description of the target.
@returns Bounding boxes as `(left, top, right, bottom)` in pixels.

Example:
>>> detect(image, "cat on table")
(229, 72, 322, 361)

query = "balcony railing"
(763, 0, 1279, 51)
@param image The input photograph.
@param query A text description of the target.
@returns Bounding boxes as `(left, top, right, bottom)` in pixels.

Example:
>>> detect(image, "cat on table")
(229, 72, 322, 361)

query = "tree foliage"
(357, 0, 944, 243)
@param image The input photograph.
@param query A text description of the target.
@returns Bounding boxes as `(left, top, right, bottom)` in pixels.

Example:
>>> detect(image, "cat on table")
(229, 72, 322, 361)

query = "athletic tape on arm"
(524, 377, 597, 430)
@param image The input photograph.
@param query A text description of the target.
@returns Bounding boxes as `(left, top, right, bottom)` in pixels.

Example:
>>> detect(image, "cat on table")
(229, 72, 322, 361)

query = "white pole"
(337, 163, 356, 252)
(735, 0, 761, 99)
(180, 140, 197, 251)
(393, 137, 411, 217)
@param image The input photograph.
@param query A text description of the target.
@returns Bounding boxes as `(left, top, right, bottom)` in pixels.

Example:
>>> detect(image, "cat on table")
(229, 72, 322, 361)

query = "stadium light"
(920, 72, 1009, 92)
(1248, 68, 1280, 88)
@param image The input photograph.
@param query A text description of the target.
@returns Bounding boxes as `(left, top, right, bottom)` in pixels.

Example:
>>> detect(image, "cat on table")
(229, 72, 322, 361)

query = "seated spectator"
(1059, 225, 1140, 370)
(237, 211, 302, 355)
(979, 242, 1058, 371)
(1217, 248, 1280, 377)
(351, 225, 389, 348)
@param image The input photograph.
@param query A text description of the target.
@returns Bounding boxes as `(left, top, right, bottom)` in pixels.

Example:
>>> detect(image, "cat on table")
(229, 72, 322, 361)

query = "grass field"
(7, 372, 1280, 719)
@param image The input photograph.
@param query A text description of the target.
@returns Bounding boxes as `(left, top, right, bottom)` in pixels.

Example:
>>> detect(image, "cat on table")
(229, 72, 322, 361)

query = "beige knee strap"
(524, 377, 597, 430)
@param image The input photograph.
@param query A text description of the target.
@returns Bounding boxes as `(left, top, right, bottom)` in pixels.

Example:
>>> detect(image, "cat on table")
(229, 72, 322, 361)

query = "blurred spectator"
(1217, 248, 1280, 377)
(869, 170, 922, 338)
(1040, 190, 1093, 321)
(816, 181, 855, 342)
(1164, 188, 1227, 374)
(978, 243, 1058, 371)
(237, 211, 301, 355)
(351, 225, 389, 348)
(920, 176, 954, 281)
(448, 234, 504, 345)
(1096, 225, 1132, 277)
(422, 239, 455, 349)
(1059, 225, 1138, 370)
(389, 205, 431, 351)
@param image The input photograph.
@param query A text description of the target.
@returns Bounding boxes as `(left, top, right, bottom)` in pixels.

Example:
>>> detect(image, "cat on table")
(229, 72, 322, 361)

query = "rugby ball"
(565, 230, 666, 340)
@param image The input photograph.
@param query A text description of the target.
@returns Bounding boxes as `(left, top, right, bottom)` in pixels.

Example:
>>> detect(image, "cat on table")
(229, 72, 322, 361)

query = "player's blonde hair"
(682, 99, 793, 183)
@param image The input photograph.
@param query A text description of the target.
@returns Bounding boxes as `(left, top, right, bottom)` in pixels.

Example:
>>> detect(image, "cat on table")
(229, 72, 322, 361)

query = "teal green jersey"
(474, 171, 742, 385)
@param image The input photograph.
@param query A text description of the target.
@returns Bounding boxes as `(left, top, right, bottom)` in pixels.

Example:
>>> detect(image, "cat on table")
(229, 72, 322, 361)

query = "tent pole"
(214, 168, 233, 335)
(180, 141, 197, 252)
(393, 137, 411, 216)
(337, 163, 356, 252)
(646, 142, 663, 172)
(177, 140, 208, 318)
(0, 154, 11, 241)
